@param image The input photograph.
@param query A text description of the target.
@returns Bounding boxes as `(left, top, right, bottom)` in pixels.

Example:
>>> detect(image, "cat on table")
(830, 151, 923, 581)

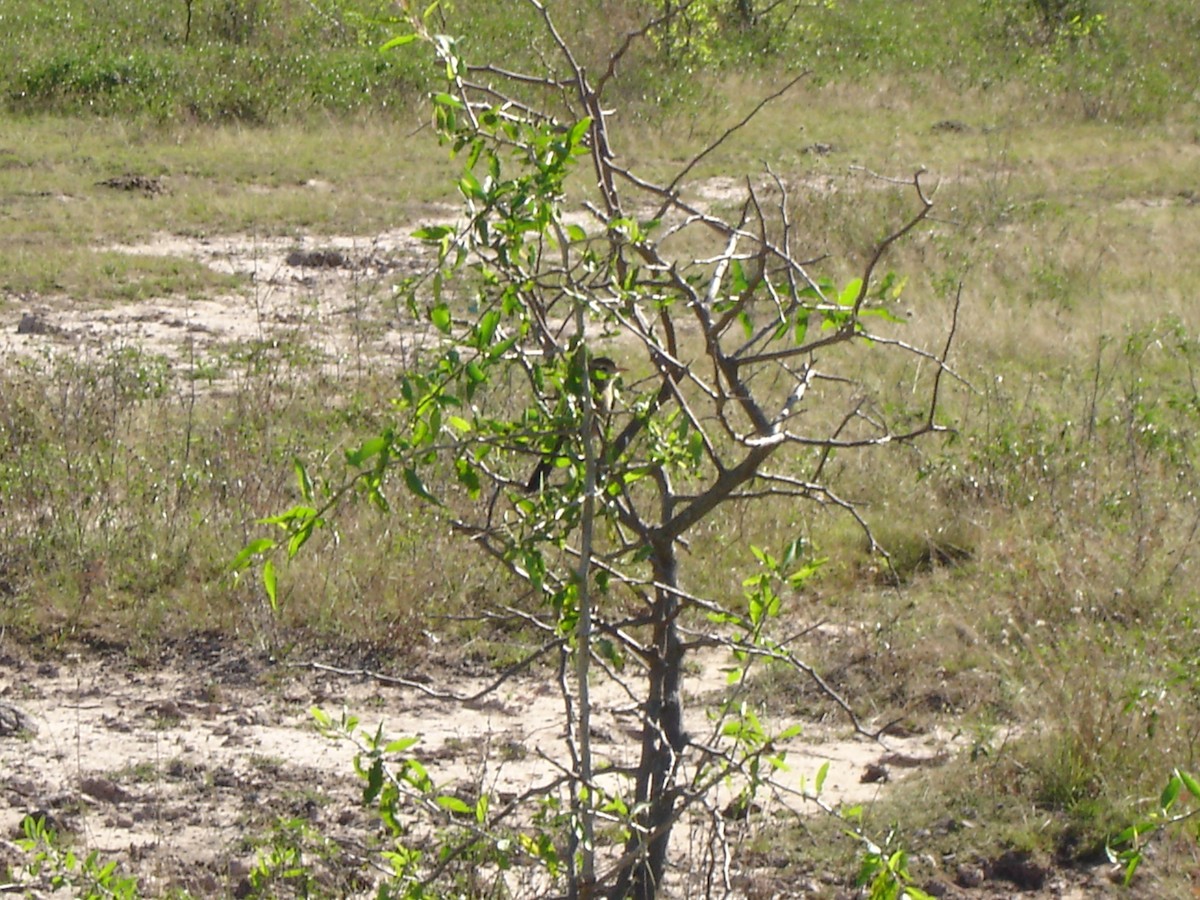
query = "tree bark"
(610, 537, 687, 899)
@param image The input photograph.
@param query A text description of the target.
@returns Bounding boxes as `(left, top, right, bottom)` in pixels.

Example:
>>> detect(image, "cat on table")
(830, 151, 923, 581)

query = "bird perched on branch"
(525, 356, 621, 493)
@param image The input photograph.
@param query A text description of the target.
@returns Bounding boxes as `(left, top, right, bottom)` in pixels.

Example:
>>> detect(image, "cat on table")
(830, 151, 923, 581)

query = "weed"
(14, 814, 140, 899)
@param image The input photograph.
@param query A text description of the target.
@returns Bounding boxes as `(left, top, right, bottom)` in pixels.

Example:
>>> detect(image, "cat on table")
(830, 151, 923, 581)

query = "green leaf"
(293, 457, 313, 502)
(707, 610, 741, 625)
(436, 795, 473, 815)
(380, 34, 418, 51)
(403, 467, 442, 506)
(346, 435, 388, 467)
(860, 306, 905, 323)
(729, 258, 750, 294)
(365, 479, 390, 513)
(597, 638, 624, 671)
(455, 457, 481, 499)
(565, 223, 586, 242)
(1122, 851, 1142, 886)
(750, 545, 768, 566)
(259, 504, 317, 527)
(262, 559, 278, 612)
(364, 758, 384, 803)
(402, 757, 431, 791)
(384, 736, 421, 753)
(838, 277, 863, 307)
(1109, 824, 1139, 848)
(287, 519, 319, 558)
(412, 224, 453, 241)
(815, 760, 829, 794)
(794, 309, 810, 344)
(1178, 769, 1200, 800)
(1161, 774, 1182, 812)
(231, 538, 275, 571)
(566, 116, 592, 147)
(788, 557, 828, 587)
(432, 92, 465, 109)
(458, 170, 484, 200)
(738, 309, 753, 338)
(487, 334, 519, 361)
(430, 302, 452, 334)
(477, 308, 500, 346)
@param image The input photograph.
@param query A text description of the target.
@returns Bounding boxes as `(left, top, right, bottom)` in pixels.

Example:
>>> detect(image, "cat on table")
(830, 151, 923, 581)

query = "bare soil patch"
(0, 226, 447, 379)
(0, 635, 975, 897)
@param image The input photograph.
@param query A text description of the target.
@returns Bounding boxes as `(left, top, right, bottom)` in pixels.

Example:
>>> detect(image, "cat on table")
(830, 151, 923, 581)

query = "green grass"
(1, 0, 1200, 894)
(1, 1, 1195, 124)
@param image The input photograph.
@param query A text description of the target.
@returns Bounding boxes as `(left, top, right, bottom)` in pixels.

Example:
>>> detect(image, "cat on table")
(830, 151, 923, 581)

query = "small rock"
(228, 856, 256, 881)
(721, 794, 762, 820)
(16, 313, 60, 336)
(990, 849, 1048, 890)
(933, 815, 963, 834)
(1106, 865, 1130, 885)
(955, 863, 985, 888)
(145, 699, 184, 721)
(97, 174, 164, 194)
(286, 248, 349, 268)
(102, 713, 134, 733)
(860, 762, 889, 783)
(180, 871, 221, 895)
(7, 778, 38, 797)
(80, 775, 132, 804)
(0, 702, 37, 736)
(880, 749, 950, 768)
(931, 119, 970, 133)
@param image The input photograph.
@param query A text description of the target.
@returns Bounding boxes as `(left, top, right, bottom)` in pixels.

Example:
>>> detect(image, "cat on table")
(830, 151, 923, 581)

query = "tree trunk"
(609, 539, 687, 899)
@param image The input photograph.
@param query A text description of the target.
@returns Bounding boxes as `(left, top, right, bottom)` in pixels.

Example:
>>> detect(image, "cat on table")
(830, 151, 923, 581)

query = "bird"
(525, 356, 621, 493)
(588, 355, 621, 418)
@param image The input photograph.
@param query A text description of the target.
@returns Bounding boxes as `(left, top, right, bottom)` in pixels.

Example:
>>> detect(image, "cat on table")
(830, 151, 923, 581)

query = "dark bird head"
(588, 356, 622, 414)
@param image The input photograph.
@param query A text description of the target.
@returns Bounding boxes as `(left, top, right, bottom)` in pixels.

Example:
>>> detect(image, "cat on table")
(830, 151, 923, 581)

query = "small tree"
(245, 1, 960, 896)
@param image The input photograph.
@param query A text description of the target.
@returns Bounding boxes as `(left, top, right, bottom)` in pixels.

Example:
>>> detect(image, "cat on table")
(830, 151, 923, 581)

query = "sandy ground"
(0, 228, 442, 380)
(0, 636, 958, 898)
(0, 634, 1126, 899)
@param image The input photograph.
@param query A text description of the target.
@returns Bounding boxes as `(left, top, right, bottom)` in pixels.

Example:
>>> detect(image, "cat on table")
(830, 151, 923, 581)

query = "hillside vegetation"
(1, 0, 1196, 123)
